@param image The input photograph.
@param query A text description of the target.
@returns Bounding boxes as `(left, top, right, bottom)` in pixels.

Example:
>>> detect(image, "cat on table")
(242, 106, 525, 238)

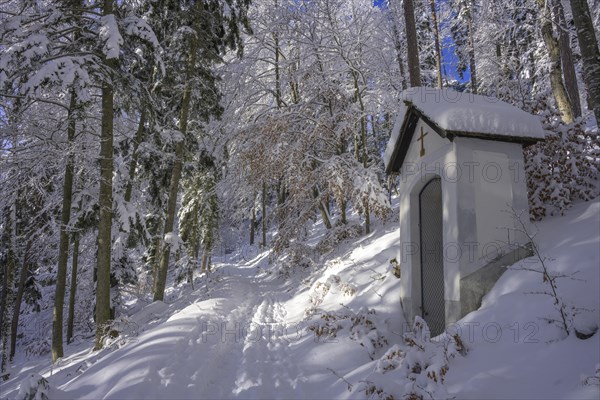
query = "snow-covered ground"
(2, 198, 599, 399)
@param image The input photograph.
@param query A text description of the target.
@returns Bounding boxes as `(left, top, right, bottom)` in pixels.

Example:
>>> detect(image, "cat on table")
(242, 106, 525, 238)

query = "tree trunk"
(403, 0, 422, 87)
(250, 202, 255, 246)
(52, 90, 76, 362)
(553, 0, 581, 118)
(1, 176, 17, 377)
(0, 240, 15, 352)
(201, 253, 209, 273)
(150, 231, 162, 292)
(391, 18, 408, 90)
(467, 0, 477, 93)
(66, 232, 80, 344)
(124, 110, 146, 203)
(536, 0, 575, 124)
(313, 187, 332, 229)
(9, 241, 32, 361)
(350, 70, 371, 233)
(0, 251, 14, 378)
(569, 0, 600, 122)
(0, 257, 13, 349)
(95, 0, 116, 351)
(154, 38, 196, 302)
(428, 0, 443, 88)
(274, 31, 283, 109)
(277, 179, 286, 206)
(261, 181, 267, 247)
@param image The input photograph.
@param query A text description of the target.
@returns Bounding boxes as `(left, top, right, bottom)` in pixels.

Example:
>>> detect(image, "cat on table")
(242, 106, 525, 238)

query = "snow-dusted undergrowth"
(1, 199, 599, 400)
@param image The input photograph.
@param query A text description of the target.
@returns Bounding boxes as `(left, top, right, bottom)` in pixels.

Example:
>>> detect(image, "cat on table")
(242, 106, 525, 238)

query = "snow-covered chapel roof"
(384, 87, 546, 174)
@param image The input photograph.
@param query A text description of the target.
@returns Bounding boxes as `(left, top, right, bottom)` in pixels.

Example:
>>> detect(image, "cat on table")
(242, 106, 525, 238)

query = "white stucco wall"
(397, 119, 456, 322)
(454, 137, 532, 277)
(398, 121, 532, 326)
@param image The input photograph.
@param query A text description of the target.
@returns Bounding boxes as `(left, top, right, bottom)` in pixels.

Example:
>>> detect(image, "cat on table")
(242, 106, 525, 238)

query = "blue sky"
(373, 0, 469, 84)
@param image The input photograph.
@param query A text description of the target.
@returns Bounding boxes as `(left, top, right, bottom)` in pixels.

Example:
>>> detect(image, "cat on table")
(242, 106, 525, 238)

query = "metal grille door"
(419, 178, 445, 336)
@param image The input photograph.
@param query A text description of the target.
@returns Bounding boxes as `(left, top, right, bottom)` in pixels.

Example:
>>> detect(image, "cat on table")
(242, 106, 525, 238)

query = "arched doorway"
(419, 178, 445, 336)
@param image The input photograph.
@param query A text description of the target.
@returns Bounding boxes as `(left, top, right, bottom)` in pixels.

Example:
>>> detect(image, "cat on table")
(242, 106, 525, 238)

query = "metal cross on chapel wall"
(417, 126, 428, 157)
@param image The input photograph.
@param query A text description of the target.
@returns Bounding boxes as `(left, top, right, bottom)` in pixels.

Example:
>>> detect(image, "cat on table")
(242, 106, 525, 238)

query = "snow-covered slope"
(445, 199, 600, 399)
(2, 199, 599, 400)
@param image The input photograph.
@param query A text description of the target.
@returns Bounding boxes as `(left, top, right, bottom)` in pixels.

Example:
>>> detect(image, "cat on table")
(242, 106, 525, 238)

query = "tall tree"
(51, 90, 77, 362)
(9, 241, 32, 360)
(466, 0, 478, 93)
(428, 0, 443, 88)
(535, 0, 575, 124)
(569, 0, 600, 122)
(95, 0, 119, 349)
(553, 0, 581, 118)
(403, 0, 422, 87)
(152, 0, 251, 301)
(66, 231, 80, 344)
(153, 35, 196, 302)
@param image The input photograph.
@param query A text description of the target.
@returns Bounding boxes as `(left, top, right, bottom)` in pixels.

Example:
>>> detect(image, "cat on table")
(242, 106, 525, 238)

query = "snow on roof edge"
(400, 87, 546, 140)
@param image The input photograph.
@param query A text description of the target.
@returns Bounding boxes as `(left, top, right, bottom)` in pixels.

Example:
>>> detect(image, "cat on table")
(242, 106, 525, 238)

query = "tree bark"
(262, 181, 267, 247)
(0, 250, 14, 378)
(536, 0, 575, 124)
(52, 89, 76, 362)
(0, 243, 15, 354)
(95, 0, 116, 350)
(153, 38, 196, 302)
(0, 258, 12, 349)
(340, 198, 347, 225)
(201, 252, 209, 273)
(403, 0, 422, 87)
(9, 241, 32, 361)
(250, 201, 255, 246)
(66, 232, 80, 344)
(313, 187, 332, 229)
(150, 231, 162, 293)
(569, 0, 600, 122)
(391, 17, 408, 90)
(350, 70, 371, 233)
(553, 0, 581, 118)
(124, 110, 146, 203)
(467, 0, 478, 93)
(429, 0, 443, 88)
(274, 32, 283, 109)
(1, 172, 17, 377)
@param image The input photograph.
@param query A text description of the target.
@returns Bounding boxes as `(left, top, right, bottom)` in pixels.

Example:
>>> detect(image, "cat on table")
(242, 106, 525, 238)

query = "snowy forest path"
(71, 260, 308, 399)
(156, 262, 304, 399)
(40, 260, 306, 399)
(182, 262, 306, 398)
(231, 278, 305, 398)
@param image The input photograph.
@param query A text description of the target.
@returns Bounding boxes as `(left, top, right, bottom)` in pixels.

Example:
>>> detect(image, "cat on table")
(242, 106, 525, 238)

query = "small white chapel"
(384, 87, 546, 336)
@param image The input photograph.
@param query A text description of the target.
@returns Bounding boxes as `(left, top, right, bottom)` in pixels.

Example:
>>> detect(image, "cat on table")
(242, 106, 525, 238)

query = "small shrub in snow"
(582, 364, 600, 386)
(310, 280, 333, 306)
(308, 307, 387, 358)
(525, 120, 599, 220)
(275, 243, 315, 278)
(364, 384, 392, 400)
(389, 258, 401, 279)
(310, 275, 356, 306)
(24, 338, 51, 358)
(361, 317, 466, 400)
(97, 316, 140, 349)
(316, 223, 363, 255)
(339, 282, 357, 297)
(16, 373, 49, 400)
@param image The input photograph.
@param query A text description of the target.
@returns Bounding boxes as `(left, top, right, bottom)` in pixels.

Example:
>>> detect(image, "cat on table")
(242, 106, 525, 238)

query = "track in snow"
(56, 264, 308, 399)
